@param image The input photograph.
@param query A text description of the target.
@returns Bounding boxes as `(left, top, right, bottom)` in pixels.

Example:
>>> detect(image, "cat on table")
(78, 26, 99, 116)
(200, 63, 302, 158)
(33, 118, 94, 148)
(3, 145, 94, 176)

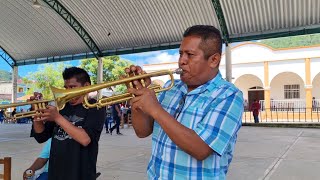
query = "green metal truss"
(0, 46, 16, 67)
(211, 0, 230, 44)
(43, 0, 102, 58)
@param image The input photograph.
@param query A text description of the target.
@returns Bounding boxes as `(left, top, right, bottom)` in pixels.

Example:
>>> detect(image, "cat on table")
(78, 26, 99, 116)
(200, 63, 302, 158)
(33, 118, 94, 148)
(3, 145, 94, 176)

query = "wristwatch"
(25, 169, 34, 178)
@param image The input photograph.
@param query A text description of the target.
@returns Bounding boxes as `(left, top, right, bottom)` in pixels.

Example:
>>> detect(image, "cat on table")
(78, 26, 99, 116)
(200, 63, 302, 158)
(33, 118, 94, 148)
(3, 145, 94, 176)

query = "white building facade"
(143, 42, 320, 111)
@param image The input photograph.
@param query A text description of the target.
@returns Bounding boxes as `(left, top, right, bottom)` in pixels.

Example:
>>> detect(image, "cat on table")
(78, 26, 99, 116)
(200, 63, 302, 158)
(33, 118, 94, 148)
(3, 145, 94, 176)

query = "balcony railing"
(243, 107, 320, 123)
(243, 99, 320, 123)
(260, 99, 306, 111)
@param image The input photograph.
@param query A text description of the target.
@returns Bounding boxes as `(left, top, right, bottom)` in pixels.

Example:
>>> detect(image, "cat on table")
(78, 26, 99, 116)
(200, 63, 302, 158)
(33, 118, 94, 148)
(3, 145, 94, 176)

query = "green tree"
(80, 56, 133, 93)
(23, 63, 70, 99)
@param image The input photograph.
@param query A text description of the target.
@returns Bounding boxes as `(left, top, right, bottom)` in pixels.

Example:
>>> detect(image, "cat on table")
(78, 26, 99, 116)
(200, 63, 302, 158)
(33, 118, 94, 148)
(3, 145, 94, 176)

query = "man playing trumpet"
(126, 25, 244, 179)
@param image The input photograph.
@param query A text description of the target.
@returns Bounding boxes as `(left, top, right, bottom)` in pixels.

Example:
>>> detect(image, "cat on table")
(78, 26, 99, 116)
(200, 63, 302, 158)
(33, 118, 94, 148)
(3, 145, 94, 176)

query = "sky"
(0, 49, 179, 77)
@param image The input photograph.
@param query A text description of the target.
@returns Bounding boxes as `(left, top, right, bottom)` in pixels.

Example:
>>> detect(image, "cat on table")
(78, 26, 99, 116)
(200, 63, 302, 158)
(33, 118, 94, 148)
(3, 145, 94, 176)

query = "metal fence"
(243, 108, 320, 123)
(260, 99, 307, 111)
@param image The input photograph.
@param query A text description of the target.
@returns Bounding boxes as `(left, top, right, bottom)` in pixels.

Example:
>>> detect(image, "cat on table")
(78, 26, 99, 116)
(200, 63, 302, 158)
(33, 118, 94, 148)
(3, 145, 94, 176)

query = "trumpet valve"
(139, 73, 146, 87)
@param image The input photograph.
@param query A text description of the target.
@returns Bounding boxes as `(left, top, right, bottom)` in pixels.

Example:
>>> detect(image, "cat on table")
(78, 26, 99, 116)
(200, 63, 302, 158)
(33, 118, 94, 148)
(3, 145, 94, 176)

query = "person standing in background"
(109, 103, 122, 135)
(251, 99, 261, 123)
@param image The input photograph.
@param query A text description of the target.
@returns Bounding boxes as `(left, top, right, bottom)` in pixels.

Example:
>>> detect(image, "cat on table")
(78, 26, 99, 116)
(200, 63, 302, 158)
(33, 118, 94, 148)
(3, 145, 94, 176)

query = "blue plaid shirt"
(147, 72, 243, 180)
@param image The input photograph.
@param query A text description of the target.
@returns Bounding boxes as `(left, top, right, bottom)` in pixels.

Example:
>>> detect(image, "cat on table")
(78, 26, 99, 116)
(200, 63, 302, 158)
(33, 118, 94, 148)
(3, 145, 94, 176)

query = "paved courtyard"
(1, 124, 320, 180)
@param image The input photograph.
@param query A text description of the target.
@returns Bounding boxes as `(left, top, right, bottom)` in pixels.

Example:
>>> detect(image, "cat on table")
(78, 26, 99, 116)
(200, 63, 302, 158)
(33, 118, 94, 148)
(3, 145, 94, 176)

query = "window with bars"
(284, 84, 300, 99)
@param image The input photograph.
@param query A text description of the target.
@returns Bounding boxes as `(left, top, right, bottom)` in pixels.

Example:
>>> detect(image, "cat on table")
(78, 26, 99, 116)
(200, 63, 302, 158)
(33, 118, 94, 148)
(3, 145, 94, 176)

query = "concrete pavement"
(1, 124, 320, 180)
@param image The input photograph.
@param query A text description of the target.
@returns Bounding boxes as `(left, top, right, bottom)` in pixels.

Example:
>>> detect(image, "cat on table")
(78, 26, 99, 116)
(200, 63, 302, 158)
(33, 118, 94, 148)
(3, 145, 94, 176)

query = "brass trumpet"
(0, 100, 52, 120)
(0, 68, 182, 119)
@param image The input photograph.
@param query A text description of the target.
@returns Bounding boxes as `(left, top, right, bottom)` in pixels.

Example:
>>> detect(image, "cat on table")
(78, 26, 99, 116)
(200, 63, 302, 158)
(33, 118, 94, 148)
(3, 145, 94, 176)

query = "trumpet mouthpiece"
(174, 68, 183, 75)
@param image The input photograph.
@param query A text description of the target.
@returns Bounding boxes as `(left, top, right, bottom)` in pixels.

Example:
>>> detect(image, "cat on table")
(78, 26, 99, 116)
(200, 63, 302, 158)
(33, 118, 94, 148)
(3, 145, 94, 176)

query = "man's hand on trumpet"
(34, 105, 62, 122)
(27, 92, 44, 111)
(124, 65, 151, 89)
(125, 65, 161, 116)
(26, 92, 61, 122)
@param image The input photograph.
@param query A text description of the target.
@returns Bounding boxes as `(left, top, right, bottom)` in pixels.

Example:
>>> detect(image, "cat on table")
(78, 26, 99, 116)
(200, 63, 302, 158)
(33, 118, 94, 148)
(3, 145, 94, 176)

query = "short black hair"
(62, 67, 91, 85)
(183, 25, 222, 59)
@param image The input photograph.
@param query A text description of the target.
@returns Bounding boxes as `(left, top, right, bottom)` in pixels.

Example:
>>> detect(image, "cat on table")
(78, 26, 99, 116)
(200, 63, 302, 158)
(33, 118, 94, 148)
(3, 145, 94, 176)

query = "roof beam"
(16, 43, 181, 66)
(0, 46, 16, 67)
(230, 27, 320, 43)
(211, 0, 230, 44)
(43, 0, 102, 58)
(102, 43, 180, 56)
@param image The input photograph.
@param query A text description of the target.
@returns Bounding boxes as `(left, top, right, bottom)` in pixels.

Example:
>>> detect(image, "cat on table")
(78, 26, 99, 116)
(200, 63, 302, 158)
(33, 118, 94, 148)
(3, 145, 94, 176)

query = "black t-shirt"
(33, 99, 106, 180)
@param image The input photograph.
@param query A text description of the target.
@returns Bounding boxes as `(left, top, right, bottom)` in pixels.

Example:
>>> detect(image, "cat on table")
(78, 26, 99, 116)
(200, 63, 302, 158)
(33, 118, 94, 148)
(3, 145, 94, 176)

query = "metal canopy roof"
(1, 0, 320, 67)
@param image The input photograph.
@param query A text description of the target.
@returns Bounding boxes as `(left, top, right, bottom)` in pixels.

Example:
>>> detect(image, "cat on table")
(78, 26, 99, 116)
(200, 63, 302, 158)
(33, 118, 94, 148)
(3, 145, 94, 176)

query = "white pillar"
(12, 66, 18, 102)
(225, 44, 232, 82)
(97, 57, 103, 98)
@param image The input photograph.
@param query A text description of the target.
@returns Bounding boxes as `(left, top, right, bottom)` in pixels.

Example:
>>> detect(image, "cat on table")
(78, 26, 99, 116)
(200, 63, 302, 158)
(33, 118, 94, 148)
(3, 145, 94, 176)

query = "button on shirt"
(147, 72, 244, 180)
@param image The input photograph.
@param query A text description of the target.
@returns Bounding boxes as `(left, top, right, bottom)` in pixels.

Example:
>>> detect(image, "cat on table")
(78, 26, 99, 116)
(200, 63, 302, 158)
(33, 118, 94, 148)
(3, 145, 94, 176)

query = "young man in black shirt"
(32, 67, 106, 180)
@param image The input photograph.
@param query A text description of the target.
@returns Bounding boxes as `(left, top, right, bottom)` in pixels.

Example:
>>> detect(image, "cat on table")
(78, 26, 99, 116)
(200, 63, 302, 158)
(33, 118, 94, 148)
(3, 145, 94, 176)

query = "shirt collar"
(179, 71, 223, 95)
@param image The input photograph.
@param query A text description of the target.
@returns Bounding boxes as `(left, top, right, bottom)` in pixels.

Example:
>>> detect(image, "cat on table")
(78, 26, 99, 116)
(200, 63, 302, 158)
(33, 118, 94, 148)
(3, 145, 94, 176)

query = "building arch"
(268, 60, 305, 85)
(221, 43, 274, 65)
(312, 72, 320, 99)
(270, 72, 305, 100)
(234, 74, 263, 101)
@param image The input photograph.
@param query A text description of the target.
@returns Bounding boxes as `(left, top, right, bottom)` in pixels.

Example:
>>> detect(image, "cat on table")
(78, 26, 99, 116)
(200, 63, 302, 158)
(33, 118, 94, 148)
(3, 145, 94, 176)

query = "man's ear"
(208, 53, 221, 69)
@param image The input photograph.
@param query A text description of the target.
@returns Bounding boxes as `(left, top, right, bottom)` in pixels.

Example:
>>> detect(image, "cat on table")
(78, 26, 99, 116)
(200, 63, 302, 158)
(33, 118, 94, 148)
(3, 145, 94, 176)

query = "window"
(18, 87, 24, 93)
(284, 84, 300, 99)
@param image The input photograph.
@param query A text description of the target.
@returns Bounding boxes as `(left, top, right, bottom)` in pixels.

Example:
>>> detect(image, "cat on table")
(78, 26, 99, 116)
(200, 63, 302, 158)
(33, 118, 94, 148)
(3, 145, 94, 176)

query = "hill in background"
(0, 70, 12, 81)
(259, 33, 320, 49)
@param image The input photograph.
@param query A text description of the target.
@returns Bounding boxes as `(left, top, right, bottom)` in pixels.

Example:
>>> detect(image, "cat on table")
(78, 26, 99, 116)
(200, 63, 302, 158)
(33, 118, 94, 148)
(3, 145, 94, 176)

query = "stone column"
(225, 44, 232, 82)
(264, 61, 270, 110)
(97, 57, 103, 99)
(305, 58, 312, 116)
(264, 61, 271, 120)
(12, 66, 18, 103)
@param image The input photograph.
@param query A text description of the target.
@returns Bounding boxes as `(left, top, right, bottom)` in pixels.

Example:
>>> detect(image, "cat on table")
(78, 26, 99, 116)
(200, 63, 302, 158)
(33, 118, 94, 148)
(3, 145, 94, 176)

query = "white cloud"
(143, 52, 179, 65)
(129, 51, 163, 57)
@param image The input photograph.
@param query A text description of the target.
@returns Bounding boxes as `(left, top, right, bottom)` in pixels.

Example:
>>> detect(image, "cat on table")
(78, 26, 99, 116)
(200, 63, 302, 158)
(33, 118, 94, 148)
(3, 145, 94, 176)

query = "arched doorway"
(234, 74, 264, 102)
(248, 86, 264, 110)
(312, 73, 320, 99)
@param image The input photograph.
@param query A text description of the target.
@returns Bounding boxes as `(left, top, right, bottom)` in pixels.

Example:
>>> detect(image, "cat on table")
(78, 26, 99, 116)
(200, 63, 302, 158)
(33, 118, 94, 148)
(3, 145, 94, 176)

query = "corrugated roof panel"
(3, 0, 320, 66)
(221, 0, 320, 38)
(0, 0, 90, 61)
(60, 0, 220, 51)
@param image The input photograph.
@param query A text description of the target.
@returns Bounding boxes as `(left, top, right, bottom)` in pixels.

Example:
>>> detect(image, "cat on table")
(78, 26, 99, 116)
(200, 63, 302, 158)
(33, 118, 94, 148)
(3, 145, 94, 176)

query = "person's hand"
(28, 92, 43, 101)
(124, 65, 151, 89)
(23, 169, 34, 180)
(118, 113, 121, 117)
(34, 105, 62, 122)
(128, 81, 162, 116)
(28, 92, 43, 111)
